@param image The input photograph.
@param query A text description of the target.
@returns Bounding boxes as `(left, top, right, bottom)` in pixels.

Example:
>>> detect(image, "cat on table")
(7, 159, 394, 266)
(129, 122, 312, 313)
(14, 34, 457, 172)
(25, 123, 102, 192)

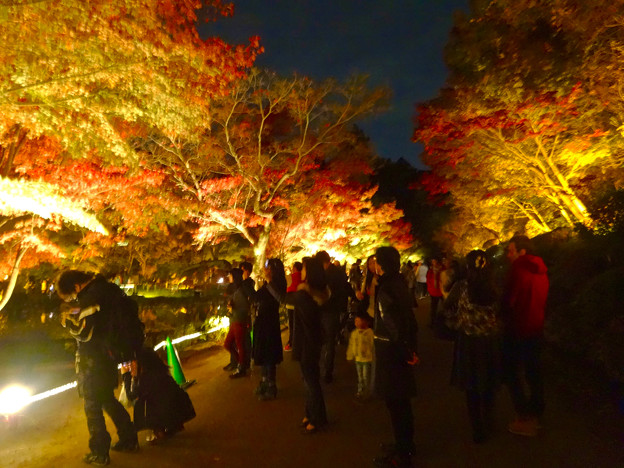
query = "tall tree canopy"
(0, 0, 259, 307)
(1, 0, 259, 163)
(413, 0, 624, 253)
(141, 69, 408, 271)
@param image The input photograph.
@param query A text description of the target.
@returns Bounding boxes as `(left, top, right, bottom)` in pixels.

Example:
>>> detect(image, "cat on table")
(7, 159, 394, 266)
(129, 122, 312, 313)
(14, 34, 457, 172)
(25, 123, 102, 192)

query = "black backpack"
(108, 288, 145, 363)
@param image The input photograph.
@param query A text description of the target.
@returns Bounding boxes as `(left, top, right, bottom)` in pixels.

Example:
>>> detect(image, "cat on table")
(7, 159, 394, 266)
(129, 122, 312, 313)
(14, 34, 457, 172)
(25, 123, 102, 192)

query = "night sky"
(202, 0, 470, 169)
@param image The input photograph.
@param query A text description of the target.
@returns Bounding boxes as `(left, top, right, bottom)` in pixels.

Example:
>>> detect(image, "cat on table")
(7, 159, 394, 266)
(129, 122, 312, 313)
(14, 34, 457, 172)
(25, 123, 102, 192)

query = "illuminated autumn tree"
(413, 0, 624, 251)
(0, 176, 109, 310)
(415, 84, 617, 245)
(268, 156, 413, 264)
(0, 0, 259, 307)
(141, 69, 397, 272)
(0, 0, 259, 164)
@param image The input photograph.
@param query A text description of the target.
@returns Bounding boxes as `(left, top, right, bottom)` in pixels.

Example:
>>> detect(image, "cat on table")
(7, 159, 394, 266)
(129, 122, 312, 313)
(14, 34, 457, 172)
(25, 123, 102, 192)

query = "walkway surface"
(1, 299, 622, 468)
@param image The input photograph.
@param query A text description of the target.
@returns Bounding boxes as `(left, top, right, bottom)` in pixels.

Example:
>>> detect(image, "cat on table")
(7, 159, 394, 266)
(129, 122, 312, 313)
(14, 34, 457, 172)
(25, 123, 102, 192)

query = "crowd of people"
(54, 235, 549, 468)
(219, 248, 418, 466)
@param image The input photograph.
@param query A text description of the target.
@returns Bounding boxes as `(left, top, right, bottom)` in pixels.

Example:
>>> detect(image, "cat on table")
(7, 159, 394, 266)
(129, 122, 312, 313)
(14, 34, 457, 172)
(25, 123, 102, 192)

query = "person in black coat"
(291, 256, 330, 434)
(129, 347, 196, 444)
(316, 250, 355, 383)
(372, 247, 419, 468)
(56, 270, 138, 466)
(252, 258, 287, 400)
(444, 249, 501, 444)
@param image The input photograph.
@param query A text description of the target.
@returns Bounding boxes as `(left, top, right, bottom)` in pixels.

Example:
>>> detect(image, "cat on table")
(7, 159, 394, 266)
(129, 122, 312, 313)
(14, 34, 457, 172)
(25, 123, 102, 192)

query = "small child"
(346, 311, 374, 400)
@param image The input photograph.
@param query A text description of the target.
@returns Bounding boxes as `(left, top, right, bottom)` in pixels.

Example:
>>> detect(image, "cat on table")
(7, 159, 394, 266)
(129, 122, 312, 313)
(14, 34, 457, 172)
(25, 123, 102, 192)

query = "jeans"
(355, 361, 372, 395)
(224, 322, 250, 369)
(321, 313, 340, 379)
(503, 335, 545, 418)
(466, 389, 495, 438)
(83, 384, 135, 456)
(300, 362, 327, 427)
(262, 364, 276, 382)
(385, 397, 415, 456)
(429, 295, 442, 326)
(286, 306, 294, 345)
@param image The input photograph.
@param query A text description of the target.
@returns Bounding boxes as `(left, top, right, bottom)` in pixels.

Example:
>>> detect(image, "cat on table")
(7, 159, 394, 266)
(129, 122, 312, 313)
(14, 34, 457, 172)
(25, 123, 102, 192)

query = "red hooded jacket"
(287, 270, 302, 293)
(505, 254, 549, 338)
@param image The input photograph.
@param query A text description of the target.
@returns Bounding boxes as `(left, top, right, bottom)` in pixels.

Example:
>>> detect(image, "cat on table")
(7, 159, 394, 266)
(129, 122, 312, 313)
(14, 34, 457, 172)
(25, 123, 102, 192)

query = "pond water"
(0, 330, 75, 395)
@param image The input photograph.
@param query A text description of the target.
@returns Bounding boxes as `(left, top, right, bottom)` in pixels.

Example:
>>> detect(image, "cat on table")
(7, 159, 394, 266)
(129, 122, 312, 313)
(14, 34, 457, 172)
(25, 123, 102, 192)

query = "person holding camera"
(56, 270, 138, 466)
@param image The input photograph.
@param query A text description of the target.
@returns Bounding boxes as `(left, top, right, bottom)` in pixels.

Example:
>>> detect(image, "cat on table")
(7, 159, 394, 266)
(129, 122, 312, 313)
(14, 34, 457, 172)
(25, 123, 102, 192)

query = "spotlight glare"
(0, 385, 32, 415)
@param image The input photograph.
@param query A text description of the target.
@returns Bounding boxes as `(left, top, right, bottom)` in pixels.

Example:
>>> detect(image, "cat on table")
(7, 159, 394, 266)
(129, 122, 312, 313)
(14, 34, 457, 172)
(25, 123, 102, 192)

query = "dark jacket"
(322, 264, 353, 317)
(373, 272, 418, 399)
(252, 283, 284, 366)
(503, 254, 549, 338)
(65, 276, 119, 398)
(131, 348, 195, 432)
(241, 277, 256, 302)
(291, 284, 329, 366)
(229, 285, 251, 325)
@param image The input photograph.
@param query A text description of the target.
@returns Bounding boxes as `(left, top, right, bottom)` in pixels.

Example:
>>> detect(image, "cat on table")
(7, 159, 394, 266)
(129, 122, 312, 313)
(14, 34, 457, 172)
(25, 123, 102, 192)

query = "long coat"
(252, 284, 284, 366)
(291, 284, 328, 366)
(373, 272, 418, 400)
(131, 349, 195, 432)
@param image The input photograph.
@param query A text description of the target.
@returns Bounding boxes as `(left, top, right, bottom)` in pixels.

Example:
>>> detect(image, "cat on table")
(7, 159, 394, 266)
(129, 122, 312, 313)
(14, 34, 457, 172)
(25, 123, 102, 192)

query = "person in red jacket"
(503, 235, 549, 437)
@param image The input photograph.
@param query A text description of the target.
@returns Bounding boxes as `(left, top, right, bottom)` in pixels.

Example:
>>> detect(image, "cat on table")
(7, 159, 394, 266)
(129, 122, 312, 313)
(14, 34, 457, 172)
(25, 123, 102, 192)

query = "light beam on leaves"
(0, 177, 108, 235)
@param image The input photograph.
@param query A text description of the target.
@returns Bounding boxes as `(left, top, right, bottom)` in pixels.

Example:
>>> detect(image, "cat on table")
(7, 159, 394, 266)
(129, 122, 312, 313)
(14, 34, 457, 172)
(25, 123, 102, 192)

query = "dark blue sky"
(203, 1, 469, 169)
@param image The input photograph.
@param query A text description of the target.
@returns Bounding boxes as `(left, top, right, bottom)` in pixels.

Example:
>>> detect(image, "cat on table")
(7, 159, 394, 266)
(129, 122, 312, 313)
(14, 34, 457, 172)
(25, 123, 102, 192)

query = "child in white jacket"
(346, 312, 374, 399)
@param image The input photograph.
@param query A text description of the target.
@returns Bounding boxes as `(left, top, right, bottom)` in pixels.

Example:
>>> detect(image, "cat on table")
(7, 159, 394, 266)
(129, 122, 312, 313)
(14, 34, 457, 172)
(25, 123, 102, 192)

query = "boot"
(254, 380, 268, 396)
(259, 381, 277, 400)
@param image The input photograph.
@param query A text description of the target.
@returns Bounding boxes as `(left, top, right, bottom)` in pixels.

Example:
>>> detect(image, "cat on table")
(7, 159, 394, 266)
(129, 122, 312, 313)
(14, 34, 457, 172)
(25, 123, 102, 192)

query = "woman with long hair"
(291, 256, 330, 434)
(356, 255, 379, 319)
(252, 258, 287, 400)
(444, 249, 501, 444)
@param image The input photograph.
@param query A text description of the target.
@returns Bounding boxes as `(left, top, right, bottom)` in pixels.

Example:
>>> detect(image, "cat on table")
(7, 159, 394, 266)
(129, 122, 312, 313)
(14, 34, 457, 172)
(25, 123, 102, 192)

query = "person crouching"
(129, 347, 196, 444)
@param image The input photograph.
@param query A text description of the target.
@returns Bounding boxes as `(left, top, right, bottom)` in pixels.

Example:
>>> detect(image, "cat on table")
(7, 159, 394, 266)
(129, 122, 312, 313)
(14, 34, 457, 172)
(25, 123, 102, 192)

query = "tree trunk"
(0, 247, 28, 312)
(1, 125, 28, 177)
(252, 223, 272, 281)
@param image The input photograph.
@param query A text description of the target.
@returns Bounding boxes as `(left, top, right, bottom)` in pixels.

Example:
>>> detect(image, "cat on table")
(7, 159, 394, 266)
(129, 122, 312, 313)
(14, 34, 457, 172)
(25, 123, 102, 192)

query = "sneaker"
(229, 369, 248, 379)
(284, 343, 292, 351)
(110, 438, 139, 452)
(83, 453, 110, 466)
(146, 430, 167, 445)
(223, 362, 237, 371)
(508, 418, 538, 437)
(258, 384, 277, 401)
